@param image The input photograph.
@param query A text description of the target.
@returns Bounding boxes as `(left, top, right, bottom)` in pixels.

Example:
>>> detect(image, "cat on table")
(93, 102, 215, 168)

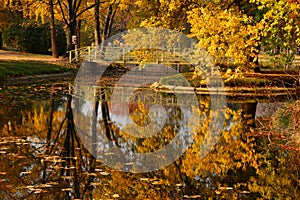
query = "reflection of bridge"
(70, 84, 198, 106)
(70, 84, 299, 105)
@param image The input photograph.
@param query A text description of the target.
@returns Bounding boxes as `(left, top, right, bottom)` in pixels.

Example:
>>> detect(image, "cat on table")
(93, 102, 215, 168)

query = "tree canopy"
(0, 0, 299, 64)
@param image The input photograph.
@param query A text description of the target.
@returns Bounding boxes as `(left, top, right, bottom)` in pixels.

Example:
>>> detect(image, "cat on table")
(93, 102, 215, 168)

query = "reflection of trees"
(0, 89, 98, 199)
(91, 99, 300, 199)
(1, 85, 300, 199)
(51, 94, 85, 199)
(99, 88, 118, 143)
(250, 100, 300, 199)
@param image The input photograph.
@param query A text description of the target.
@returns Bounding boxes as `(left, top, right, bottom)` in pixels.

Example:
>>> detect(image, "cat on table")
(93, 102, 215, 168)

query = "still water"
(0, 82, 299, 199)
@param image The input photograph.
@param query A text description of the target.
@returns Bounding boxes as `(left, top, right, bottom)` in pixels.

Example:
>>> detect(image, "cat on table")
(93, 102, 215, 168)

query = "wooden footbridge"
(68, 46, 300, 103)
(68, 46, 300, 68)
(68, 46, 193, 71)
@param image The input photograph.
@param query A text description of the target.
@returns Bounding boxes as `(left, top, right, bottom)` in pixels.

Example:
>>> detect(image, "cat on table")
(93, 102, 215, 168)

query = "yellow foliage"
(188, 5, 259, 71)
(182, 107, 258, 178)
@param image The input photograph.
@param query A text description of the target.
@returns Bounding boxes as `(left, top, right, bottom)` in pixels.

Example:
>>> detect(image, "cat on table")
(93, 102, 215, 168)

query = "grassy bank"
(160, 71, 299, 88)
(0, 60, 76, 81)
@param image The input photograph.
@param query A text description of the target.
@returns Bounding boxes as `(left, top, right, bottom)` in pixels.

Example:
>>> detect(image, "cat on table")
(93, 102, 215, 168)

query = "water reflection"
(0, 84, 299, 199)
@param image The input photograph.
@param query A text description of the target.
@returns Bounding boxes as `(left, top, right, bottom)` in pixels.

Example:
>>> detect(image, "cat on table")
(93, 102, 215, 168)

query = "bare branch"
(57, 0, 69, 24)
(75, 3, 95, 18)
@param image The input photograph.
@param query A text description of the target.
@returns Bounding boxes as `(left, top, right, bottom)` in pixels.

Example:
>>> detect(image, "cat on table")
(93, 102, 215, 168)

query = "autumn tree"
(55, 0, 96, 51)
(27, 0, 60, 57)
(97, 0, 130, 47)
(0, 0, 23, 48)
(94, 0, 101, 45)
(131, 0, 299, 72)
(49, 0, 58, 57)
(251, 0, 300, 68)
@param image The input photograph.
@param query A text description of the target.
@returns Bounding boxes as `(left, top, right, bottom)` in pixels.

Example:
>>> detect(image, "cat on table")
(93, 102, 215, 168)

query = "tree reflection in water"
(0, 86, 299, 199)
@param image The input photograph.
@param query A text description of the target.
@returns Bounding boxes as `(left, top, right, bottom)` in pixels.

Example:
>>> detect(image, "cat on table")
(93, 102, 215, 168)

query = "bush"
(2, 20, 66, 55)
(0, 32, 2, 49)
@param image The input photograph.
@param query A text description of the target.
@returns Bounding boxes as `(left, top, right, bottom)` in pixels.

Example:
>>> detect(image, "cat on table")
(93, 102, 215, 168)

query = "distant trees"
(0, 0, 96, 54)
(130, 0, 300, 71)
(252, 0, 300, 68)
(3, 21, 66, 55)
(1, 0, 297, 66)
(0, 0, 129, 55)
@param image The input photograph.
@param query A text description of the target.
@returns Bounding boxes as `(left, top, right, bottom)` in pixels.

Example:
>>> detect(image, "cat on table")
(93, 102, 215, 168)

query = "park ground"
(0, 49, 77, 85)
(0, 49, 299, 89)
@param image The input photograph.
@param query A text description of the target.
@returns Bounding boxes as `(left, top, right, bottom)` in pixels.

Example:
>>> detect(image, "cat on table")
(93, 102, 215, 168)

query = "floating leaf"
(62, 188, 72, 191)
(99, 171, 110, 176)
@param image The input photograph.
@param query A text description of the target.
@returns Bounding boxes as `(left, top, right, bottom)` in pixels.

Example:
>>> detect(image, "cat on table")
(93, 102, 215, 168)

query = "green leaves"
(254, 0, 300, 67)
(2, 20, 66, 55)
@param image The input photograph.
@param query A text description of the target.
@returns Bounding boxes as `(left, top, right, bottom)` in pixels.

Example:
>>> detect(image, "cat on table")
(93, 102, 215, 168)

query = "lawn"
(0, 60, 76, 81)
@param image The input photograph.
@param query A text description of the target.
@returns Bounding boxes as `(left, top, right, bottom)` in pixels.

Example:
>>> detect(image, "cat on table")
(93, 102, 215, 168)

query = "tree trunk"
(107, 9, 116, 39)
(100, 5, 114, 55)
(47, 85, 55, 152)
(66, 0, 77, 51)
(67, 20, 77, 51)
(77, 19, 82, 48)
(101, 5, 113, 43)
(49, 0, 58, 58)
(94, 0, 101, 46)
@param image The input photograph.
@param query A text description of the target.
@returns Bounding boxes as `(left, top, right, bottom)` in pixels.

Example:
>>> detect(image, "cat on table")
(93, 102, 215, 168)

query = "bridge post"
(95, 48, 98, 60)
(69, 50, 72, 63)
(88, 46, 91, 62)
(122, 48, 125, 63)
(75, 46, 78, 62)
(91, 87, 99, 157)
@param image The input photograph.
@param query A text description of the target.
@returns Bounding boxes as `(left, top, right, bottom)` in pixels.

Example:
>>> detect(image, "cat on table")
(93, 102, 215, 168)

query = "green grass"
(160, 72, 278, 87)
(160, 73, 193, 86)
(0, 60, 75, 81)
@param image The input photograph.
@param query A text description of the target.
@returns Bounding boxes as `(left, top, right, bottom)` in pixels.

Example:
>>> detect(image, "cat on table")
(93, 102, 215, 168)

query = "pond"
(0, 80, 299, 199)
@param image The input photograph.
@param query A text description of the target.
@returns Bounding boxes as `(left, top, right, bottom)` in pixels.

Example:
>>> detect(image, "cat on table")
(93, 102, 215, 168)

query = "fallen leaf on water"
(183, 195, 202, 199)
(99, 171, 110, 176)
(21, 171, 32, 175)
(34, 189, 43, 194)
(90, 182, 101, 186)
(151, 181, 163, 185)
(61, 176, 73, 180)
(62, 188, 72, 191)
(241, 191, 251, 194)
(219, 186, 233, 190)
(140, 178, 151, 181)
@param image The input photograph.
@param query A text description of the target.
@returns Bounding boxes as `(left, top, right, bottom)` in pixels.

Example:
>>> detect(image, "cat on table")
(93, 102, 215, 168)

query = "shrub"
(0, 32, 2, 49)
(3, 20, 66, 55)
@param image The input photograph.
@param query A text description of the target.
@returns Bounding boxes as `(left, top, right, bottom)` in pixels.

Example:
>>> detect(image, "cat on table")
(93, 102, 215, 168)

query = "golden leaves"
(188, 5, 259, 71)
(183, 106, 258, 178)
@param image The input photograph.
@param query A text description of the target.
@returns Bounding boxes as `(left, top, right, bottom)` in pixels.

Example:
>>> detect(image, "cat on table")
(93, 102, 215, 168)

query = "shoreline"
(0, 72, 76, 86)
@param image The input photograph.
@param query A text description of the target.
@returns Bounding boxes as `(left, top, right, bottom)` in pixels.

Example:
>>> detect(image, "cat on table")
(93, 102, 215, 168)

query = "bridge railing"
(68, 46, 94, 63)
(68, 46, 192, 65)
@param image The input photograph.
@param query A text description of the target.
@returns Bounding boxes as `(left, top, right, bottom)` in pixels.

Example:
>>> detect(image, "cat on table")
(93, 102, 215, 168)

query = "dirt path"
(0, 49, 68, 63)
